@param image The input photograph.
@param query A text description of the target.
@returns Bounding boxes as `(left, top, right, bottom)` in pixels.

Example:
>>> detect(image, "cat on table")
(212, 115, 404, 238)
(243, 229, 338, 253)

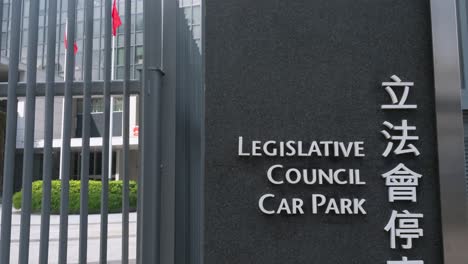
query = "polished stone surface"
(205, 0, 443, 263)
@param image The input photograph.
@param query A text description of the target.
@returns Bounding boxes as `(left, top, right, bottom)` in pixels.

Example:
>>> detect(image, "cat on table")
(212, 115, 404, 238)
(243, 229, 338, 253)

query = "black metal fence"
(0, 0, 152, 263)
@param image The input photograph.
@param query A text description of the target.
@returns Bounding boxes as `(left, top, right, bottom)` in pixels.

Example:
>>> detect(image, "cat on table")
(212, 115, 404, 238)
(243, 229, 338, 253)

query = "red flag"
(64, 21, 78, 55)
(112, 0, 122, 36)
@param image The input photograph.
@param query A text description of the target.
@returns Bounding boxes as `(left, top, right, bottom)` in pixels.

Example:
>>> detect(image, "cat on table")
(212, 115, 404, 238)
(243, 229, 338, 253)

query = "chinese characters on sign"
(381, 120, 420, 157)
(381, 75, 424, 263)
(384, 210, 424, 249)
(382, 164, 421, 202)
(381, 75, 417, 110)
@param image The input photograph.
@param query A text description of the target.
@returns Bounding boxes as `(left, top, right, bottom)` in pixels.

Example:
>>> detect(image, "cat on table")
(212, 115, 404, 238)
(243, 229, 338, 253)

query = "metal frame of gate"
(0, 0, 178, 263)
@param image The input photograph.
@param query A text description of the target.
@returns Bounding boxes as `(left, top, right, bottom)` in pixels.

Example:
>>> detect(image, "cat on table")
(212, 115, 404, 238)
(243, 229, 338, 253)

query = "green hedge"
(13, 180, 137, 214)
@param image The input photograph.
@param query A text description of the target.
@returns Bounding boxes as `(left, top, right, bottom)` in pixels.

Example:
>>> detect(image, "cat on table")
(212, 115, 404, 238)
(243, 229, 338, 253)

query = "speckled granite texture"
(204, 0, 443, 263)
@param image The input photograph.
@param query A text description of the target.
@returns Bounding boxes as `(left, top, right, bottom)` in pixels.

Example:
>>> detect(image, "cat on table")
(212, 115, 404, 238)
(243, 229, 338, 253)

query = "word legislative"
(238, 137, 365, 157)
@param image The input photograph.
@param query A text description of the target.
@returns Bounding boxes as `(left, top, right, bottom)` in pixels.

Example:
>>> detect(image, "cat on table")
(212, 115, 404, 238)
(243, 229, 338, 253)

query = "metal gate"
(0, 0, 180, 263)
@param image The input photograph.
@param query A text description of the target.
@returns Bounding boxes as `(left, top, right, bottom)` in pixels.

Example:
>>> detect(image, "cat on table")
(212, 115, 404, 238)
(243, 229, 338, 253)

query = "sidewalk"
(0, 205, 137, 263)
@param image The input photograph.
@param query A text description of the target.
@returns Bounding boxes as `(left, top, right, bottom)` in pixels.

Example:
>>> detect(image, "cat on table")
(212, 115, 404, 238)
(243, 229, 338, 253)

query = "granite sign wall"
(205, 0, 443, 263)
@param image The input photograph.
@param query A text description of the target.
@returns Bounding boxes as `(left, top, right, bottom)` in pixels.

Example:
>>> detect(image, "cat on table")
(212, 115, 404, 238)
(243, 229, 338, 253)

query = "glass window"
(92, 50, 100, 66)
(136, 32, 143, 45)
(100, 50, 105, 67)
(78, 97, 118, 114)
(23, 18, 28, 29)
(135, 46, 143, 64)
(38, 27, 44, 43)
(1, 32, 7, 47)
(94, 6, 101, 18)
(3, 4, 9, 18)
(87, 152, 103, 176)
(93, 19, 101, 37)
(39, 15, 45, 26)
(37, 44, 44, 57)
(21, 48, 27, 62)
(92, 67, 100, 80)
(113, 97, 123, 112)
(117, 34, 124, 47)
(183, 7, 192, 22)
(135, 67, 142, 80)
(136, 0, 143, 13)
(193, 6, 201, 25)
(57, 24, 65, 41)
(93, 37, 100, 50)
(136, 14, 143, 31)
(91, 97, 104, 113)
(75, 51, 83, 66)
(61, 12, 67, 23)
(117, 48, 124, 65)
(77, 22, 84, 38)
(115, 66, 124, 80)
(77, 8, 84, 19)
(22, 30, 28, 44)
(131, 14, 135, 30)
(73, 152, 80, 177)
(192, 24, 201, 39)
(23, 2, 30, 18)
(76, 98, 83, 113)
(180, 0, 192, 7)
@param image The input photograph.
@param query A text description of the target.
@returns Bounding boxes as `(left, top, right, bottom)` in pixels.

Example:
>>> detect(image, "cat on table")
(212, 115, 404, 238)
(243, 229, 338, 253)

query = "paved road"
(0, 205, 137, 263)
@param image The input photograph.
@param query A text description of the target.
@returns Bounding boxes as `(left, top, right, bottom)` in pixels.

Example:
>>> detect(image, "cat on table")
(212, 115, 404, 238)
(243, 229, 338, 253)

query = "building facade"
(0, 0, 201, 190)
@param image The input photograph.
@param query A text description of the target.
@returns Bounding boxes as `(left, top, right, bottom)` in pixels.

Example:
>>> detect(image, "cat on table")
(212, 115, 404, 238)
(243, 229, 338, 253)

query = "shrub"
(13, 180, 138, 214)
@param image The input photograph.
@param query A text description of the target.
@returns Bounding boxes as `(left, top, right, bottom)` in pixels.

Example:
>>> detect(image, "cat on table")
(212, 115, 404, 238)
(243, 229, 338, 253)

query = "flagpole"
(111, 34, 116, 80)
(108, 33, 116, 180)
(59, 21, 68, 180)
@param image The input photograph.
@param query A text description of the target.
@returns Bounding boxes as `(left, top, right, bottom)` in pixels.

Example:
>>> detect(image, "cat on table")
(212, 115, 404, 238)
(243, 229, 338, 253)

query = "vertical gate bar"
(79, 0, 94, 263)
(136, 69, 143, 264)
(100, 0, 112, 262)
(98, 3, 103, 80)
(0, 0, 4, 58)
(139, 70, 164, 264)
(40, 0, 48, 68)
(0, 0, 21, 263)
(58, 0, 76, 263)
(0, 0, 18, 258)
(18, 0, 40, 261)
(56, 0, 63, 74)
(39, 0, 58, 263)
(175, 8, 188, 264)
(122, 0, 131, 262)
(19, 0, 26, 61)
(139, 0, 163, 262)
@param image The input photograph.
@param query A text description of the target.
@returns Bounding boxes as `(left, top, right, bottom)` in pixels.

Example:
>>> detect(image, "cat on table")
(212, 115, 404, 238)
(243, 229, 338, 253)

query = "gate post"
(138, 0, 163, 263)
(138, 68, 164, 263)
